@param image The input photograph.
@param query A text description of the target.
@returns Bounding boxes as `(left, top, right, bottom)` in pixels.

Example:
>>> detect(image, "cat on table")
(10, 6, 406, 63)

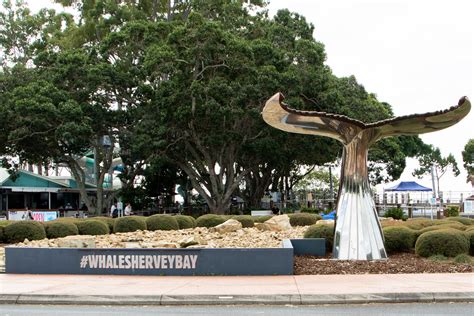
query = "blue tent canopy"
(385, 181, 432, 192)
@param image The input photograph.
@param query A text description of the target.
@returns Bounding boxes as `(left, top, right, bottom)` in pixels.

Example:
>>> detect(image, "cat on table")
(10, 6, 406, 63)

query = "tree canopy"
(0, 0, 429, 214)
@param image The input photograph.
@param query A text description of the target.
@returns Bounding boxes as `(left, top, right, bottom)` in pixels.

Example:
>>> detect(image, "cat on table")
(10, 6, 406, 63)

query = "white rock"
(57, 235, 96, 248)
(316, 219, 335, 225)
(178, 235, 207, 248)
(123, 242, 141, 248)
(210, 219, 242, 234)
(153, 241, 178, 248)
(257, 215, 292, 231)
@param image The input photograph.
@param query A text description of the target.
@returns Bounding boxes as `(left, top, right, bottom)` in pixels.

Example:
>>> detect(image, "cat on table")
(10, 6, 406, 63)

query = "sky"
(21, 0, 474, 197)
(267, 0, 473, 196)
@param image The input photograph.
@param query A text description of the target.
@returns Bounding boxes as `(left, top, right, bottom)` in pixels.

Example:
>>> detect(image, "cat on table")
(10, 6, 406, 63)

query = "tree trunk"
(245, 168, 272, 209)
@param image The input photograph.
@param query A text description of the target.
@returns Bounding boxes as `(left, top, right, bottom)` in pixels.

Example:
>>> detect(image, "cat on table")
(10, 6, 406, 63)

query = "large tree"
(1, 0, 428, 215)
(413, 145, 460, 195)
(462, 139, 474, 186)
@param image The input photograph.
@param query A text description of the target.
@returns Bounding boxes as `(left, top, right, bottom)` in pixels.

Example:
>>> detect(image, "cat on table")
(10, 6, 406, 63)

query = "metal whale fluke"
(262, 92, 470, 145)
(261, 92, 470, 260)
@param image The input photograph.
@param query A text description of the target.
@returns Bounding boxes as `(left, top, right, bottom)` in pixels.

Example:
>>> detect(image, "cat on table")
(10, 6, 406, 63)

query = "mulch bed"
(294, 252, 473, 275)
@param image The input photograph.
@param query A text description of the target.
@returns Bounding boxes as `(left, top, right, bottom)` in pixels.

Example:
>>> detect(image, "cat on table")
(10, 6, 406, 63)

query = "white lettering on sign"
(80, 254, 198, 270)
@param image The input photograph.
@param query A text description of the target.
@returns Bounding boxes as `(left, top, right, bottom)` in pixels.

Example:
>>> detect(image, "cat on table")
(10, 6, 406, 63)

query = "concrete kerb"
(0, 292, 472, 306)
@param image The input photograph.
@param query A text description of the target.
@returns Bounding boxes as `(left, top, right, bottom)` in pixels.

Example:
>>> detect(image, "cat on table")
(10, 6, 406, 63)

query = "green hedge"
(146, 214, 179, 231)
(231, 215, 255, 228)
(453, 254, 472, 264)
(4, 221, 46, 243)
(415, 229, 469, 257)
(75, 220, 110, 235)
(304, 224, 334, 253)
(446, 217, 472, 226)
(465, 230, 474, 255)
(174, 215, 196, 229)
(195, 214, 226, 228)
(405, 219, 435, 230)
(90, 217, 116, 232)
(0, 220, 13, 228)
(44, 221, 79, 239)
(114, 216, 147, 233)
(415, 223, 467, 238)
(383, 226, 416, 253)
(289, 213, 321, 227)
(252, 215, 273, 223)
(0, 226, 4, 243)
(383, 208, 405, 220)
(445, 206, 459, 217)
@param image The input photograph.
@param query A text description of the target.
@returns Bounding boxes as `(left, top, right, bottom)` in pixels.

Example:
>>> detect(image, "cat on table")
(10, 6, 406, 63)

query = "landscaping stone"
(10, 226, 307, 249)
(316, 219, 335, 225)
(256, 215, 292, 232)
(210, 219, 242, 234)
(123, 242, 141, 248)
(179, 235, 206, 248)
(57, 235, 96, 248)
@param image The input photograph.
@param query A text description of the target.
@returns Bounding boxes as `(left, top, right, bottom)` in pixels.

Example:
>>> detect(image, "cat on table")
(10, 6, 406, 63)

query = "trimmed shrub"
(75, 220, 109, 235)
(428, 254, 448, 262)
(465, 225, 474, 232)
(146, 215, 179, 231)
(253, 215, 273, 223)
(432, 219, 454, 225)
(438, 221, 466, 231)
(0, 226, 4, 243)
(289, 213, 321, 227)
(91, 217, 115, 232)
(174, 215, 196, 229)
(384, 208, 406, 220)
(453, 254, 472, 264)
(299, 207, 320, 214)
(383, 226, 416, 253)
(4, 221, 46, 243)
(304, 224, 334, 252)
(44, 221, 79, 239)
(447, 217, 472, 226)
(445, 206, 459, 217)
(114, 216, 147, 233)
(465, 230, 474, 255)
(415, 229, 469, 257)
(52, 217, 81, 224)
(231, 215, 255, 228)
(380, 220, 405, 228)
(405, 219, 435, 230)
(415, 223, 467, 238)
(195, 214, 226, 228)
(0, 220, 13, 228)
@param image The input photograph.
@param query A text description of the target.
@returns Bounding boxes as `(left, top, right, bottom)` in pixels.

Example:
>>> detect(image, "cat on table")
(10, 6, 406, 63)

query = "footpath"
(0, 273, 472, 305)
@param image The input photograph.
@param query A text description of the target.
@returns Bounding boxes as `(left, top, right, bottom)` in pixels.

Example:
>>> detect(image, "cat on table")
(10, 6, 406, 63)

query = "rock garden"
(1, 213, 473, 274)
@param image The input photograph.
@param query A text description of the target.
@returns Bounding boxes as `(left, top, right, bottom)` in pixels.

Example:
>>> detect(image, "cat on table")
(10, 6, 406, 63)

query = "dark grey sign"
(6, 247, 293, 276)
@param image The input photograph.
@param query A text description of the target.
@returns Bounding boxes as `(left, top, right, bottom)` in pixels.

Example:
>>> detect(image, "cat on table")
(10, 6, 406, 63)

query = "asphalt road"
(1, 303, 473, 316)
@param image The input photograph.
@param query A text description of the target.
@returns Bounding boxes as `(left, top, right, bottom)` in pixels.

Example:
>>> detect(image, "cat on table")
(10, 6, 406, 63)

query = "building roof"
(0, 168, 96, 190)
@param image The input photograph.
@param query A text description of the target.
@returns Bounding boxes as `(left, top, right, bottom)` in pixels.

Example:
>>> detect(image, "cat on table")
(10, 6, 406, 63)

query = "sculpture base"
(333, 180, 387, 260)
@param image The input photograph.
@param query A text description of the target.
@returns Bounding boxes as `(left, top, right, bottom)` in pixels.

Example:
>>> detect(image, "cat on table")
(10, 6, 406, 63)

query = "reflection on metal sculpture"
(262, 93, 471, 260)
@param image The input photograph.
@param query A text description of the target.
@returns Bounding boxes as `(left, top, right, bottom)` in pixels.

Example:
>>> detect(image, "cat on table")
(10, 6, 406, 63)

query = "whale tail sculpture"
(262, 93, 470, 260)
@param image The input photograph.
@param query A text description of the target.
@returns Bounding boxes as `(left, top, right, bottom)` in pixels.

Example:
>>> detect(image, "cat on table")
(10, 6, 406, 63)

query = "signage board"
(6, 247, 293, 276)
(8, 211, 58, 222)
